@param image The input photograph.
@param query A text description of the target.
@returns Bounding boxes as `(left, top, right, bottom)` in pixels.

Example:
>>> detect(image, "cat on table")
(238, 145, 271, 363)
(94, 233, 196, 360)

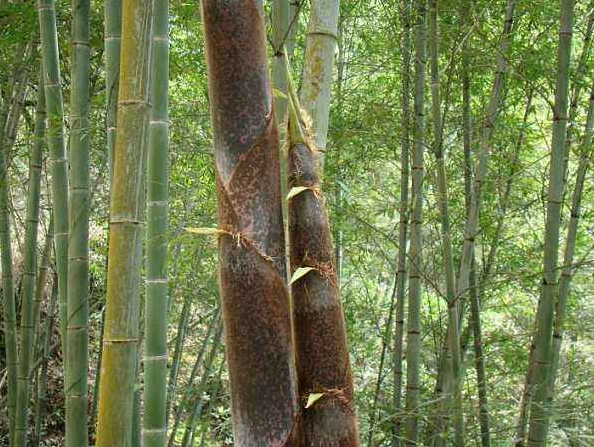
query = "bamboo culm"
(66, 0, 92, 443)
(299, 0, 340, 171)
(201, 2, 299, 445)
(95, 0, 153, 444)
(14, 72, 46, 447)
(545, 71, 594, 425)
(392, 2, 411, 446)
(527, 2, 574, 446)
(33, 275, 58, 447)
(427, 0, 464, 444)
(405, 1, 426, 444)
(143, 1, 170, 446)
(37, 0, 70, 368)
(105, 0, 122, 185)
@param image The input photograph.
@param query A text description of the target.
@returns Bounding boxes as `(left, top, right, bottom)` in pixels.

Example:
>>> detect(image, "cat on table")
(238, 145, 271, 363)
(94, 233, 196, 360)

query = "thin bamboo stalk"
(166, 291, 192, 427)
(14, 71, 46, 447)
(143, 1, 169, 445)
(167, 311, 220, 447)
(180, 324, 223, 447)
(37, 0, 70, 364)
(469, 262, 490, 447)
(65, 0, 92, 443)
(33, 275, 58, 447)
(546, 72, 594, 426)
(527, 2, 574, 445)
(427, 0, 463, 444)
(32, 215, 54, 358)
(105, 0, 122, 184)
(392, 2, 411, 446)
(0, 61, 18, 447)
(405, 1, 426, 444)
(95, 0, 153, 444)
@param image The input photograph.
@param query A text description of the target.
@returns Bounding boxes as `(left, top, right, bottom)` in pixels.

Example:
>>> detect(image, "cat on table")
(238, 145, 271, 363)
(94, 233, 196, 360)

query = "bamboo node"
(143, 354, 168, 362)
(104, 338, 138, 344)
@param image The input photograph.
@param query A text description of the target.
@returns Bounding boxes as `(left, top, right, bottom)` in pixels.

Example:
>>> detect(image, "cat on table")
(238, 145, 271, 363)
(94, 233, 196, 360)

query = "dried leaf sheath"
(201, 2, 299, 446)
(286, 75, 359, 446)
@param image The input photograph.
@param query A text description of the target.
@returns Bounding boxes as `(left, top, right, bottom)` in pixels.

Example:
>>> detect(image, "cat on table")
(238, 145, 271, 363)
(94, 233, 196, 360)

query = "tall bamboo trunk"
(105, 0, 122, 184)
(33, 274, 58, 447)
(299, 0, 340, 171)
(545, 71, 594, 429)
(143, 1, 169, 446)
(14, 71, 45, 447)
(527, 2, 574, 446)
(469, 262, 490, 447)
(0, 62, 18, 447)
(32, 215, 55, 357)
(392, 3, 411, 445)
(427, 1, 464, 445)
(405, 1, 426, 444)
(285, 62, 359, 447)
(95, 0, 153, 445)
(66, 0, 92, 443)
(272, 0, 292, 282)
(201, 2, 299, 445)
(37, 0, 70, 364)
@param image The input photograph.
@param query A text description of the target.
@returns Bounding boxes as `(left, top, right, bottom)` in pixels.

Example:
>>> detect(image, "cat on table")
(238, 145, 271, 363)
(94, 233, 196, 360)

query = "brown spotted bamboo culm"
(285, 64, 359, 447)
(201, 1, 299, 446)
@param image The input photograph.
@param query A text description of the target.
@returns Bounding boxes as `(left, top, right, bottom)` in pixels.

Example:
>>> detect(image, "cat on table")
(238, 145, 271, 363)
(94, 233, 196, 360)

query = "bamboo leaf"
(305, 393, 324, 409)
(272, 88, 288, 99)
(290, 267, 315, 285)
(286, 186, 311, 201)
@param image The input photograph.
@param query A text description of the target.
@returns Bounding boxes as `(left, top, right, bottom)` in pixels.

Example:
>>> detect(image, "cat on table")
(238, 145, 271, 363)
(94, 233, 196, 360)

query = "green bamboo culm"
(427, 0, 464, 445)
(14, 72, 46, 447)
(545, 72, 594, 429)
(0, 59, 18, 447)
(95, 0, 153, 444)
(392, 2, 411, 446)
(404, 0, 426, 445)
(143, 0, 169, 445)
(66, 0, 92, 443)
(37, 0, 70, 363)
(527, 1, 574, 446)
(105, 0, 122, 185)
(32, 218, 55, 447)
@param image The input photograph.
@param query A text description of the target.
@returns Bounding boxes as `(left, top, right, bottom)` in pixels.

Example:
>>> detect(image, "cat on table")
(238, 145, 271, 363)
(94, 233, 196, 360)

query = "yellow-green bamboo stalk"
(95, 0, 153, 445)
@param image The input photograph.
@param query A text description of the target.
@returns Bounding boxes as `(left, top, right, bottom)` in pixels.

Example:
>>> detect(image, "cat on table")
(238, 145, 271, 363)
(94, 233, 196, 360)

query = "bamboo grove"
(1, 0, 594, 446)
